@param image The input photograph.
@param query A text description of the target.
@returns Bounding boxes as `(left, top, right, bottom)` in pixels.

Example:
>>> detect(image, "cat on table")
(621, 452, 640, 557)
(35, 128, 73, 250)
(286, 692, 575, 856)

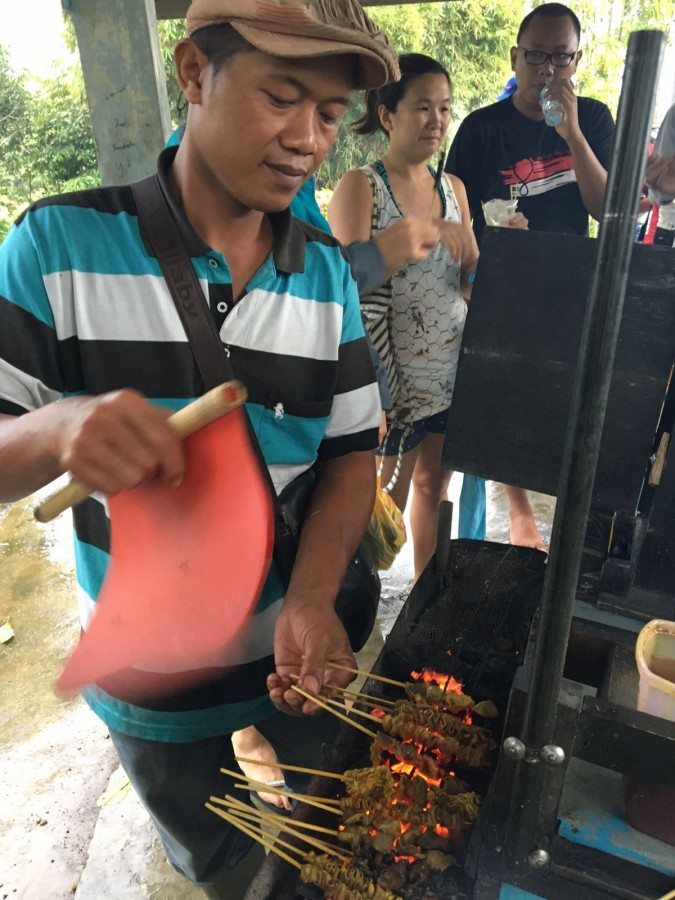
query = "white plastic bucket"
(635, 619, 675, 722)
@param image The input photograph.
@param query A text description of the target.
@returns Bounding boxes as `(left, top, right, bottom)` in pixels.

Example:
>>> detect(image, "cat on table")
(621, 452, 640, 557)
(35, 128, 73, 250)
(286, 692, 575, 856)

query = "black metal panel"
(573, 696, 675, 788)
(443, 229, 675, 511)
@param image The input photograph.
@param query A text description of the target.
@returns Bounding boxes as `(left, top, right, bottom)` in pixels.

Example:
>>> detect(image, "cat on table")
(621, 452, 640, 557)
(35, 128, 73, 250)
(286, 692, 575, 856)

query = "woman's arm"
(440, 175, 480, 300)
(327, 169, 374, 244)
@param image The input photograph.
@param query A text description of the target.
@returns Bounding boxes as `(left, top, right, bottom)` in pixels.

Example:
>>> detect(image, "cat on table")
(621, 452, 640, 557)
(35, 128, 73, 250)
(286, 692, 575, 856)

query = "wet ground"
(0, 477, 554, 899)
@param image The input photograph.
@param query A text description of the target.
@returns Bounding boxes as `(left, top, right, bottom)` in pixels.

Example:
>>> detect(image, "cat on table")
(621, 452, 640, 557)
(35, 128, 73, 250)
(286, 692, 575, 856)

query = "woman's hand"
(373, 218, 440, 277)
(437, 220, 472, 265)
(507, 211, 529, 230)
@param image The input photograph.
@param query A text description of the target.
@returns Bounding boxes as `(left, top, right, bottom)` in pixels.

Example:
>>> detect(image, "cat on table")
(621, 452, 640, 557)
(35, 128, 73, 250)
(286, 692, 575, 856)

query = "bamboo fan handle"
(33, 381, 247, 524)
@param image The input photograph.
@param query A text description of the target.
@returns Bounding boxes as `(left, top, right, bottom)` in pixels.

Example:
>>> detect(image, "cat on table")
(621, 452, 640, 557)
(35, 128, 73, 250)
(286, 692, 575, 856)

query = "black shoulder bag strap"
(131, 173, 298, 587)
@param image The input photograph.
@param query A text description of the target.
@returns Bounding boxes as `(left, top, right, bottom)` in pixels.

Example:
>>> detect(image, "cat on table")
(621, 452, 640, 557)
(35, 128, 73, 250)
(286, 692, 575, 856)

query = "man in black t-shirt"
(447, 3, 615, 244)
(446, 3, 615, 551)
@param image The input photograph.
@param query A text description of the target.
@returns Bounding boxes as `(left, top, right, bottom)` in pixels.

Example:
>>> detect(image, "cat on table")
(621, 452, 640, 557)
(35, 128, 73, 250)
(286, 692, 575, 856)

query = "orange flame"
(434, 825, 451, 838)
(393, 855, 417, 864)
(410, 669, 464, 695)
(399, 821, 411, 834)
(371, 707, 387, 720)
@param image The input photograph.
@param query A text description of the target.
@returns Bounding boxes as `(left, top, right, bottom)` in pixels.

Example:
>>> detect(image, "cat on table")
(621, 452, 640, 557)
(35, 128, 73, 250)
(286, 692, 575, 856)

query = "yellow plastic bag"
(363, 479, 406, 570)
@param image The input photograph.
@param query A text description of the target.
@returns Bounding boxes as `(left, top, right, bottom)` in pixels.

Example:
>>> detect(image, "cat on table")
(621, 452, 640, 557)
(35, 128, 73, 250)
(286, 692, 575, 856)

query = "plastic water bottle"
(540, 87, 565, 127)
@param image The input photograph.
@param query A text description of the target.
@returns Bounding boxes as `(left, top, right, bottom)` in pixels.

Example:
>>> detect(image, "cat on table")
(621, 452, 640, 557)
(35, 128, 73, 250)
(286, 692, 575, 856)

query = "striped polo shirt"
(0, 148, 381, 742)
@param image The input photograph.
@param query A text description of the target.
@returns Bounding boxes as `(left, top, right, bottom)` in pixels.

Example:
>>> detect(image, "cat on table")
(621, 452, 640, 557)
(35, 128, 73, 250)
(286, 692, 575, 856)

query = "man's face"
(510, 14, 581, 112)
(185, 48, 354, 213)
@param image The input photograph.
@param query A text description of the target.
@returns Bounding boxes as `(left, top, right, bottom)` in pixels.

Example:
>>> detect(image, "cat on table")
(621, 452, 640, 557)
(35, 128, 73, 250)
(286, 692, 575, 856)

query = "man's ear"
(174, 40, 209, 104)
(510, 45, 518, 72)
(574, 48, 583, 68)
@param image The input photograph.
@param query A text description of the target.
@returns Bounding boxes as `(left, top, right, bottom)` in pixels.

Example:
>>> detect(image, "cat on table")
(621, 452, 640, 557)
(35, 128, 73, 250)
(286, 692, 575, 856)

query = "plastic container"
(635, 619, 675, 720)
(540, 86, 565, 127)
(623, 619, 675, 846)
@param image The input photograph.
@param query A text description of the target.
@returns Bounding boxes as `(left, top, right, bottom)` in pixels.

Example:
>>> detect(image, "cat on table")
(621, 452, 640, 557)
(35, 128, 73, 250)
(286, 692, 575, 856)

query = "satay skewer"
(326, 685, 396, 708)
(220, 766, 341, 813)
(291, 684, 377, 738)
(204, 803, 302, 869)
(232, 782, 342, 814)
(219, 793, 341, 837)
(317, 694, 383, 724)
(218, 797, 349, 860)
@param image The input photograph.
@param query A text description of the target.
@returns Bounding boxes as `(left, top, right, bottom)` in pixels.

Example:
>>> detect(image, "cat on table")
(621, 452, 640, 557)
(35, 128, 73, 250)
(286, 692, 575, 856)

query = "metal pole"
(505, 29, 666, 868)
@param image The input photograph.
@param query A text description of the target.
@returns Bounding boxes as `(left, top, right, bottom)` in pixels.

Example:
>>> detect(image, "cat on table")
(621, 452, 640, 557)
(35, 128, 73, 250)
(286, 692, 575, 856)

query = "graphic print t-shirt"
(446, 96, 615, 243)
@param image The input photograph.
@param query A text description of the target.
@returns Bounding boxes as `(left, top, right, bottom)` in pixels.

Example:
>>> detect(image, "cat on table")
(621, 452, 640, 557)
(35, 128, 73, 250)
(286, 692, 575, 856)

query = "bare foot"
(509, 513, 547, 552)
(231, 726, 291, 810)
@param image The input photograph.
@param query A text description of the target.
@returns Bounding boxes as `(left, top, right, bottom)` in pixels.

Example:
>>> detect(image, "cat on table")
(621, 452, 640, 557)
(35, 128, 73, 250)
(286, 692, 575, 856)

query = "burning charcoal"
(418, 830, 452, 851)
(423, 850, 455, 871)
(441, 774, 471, 795)
(378, 861, 409, 894)
(407, 861, 431, 884)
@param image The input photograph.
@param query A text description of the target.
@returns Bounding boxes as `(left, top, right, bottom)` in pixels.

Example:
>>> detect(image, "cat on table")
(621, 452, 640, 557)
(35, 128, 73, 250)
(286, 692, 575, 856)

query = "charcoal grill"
(244, 536, 547, 900)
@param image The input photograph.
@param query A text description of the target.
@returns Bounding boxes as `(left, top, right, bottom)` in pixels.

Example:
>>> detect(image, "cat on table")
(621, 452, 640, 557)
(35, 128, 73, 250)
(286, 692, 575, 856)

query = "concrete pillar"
(67, 0, 172, 185)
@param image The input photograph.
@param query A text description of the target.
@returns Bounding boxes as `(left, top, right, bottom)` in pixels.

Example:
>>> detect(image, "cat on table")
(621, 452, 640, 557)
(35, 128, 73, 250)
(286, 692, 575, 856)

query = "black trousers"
(109, 709, 339, 887)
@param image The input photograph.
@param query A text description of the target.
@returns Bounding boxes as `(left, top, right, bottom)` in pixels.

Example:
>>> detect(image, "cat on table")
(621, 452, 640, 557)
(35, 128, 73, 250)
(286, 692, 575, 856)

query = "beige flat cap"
(186, 0, 400, 89)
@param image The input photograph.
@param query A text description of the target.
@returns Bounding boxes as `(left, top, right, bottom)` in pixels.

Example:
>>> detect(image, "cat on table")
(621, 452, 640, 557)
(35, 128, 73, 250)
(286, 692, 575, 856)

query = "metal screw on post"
(527, 849, 550, 869)
(503, 737, 526, 760)
(541, 745, 566, 766)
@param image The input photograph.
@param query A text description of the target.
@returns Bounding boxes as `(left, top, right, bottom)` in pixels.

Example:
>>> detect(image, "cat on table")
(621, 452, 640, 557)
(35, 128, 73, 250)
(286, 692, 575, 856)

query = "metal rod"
(506, 29, 665, 868)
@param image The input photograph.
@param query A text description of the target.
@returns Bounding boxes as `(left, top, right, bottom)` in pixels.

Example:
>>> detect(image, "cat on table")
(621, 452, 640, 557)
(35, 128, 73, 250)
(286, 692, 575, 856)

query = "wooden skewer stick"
(218, 799, 348, 860)
(291, 684, 377, 738)
(234, 756, 344, 782)
(326, 685, 396, 708)
(232, 782, 341, 814)
(204, 802, 302, 870)
(220, 767, 341, 813)
(318, 694, 382, 724)
(288, 673, 395, 709)
(222, 804, 342, 863)
(219, 793, 341, 837)
(324, 661, 408, 690)
(34, 380, 248, 522)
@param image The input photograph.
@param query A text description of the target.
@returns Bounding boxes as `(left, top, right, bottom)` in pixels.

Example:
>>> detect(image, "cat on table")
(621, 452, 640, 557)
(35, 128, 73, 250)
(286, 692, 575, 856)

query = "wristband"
(467, 270, 477, 284)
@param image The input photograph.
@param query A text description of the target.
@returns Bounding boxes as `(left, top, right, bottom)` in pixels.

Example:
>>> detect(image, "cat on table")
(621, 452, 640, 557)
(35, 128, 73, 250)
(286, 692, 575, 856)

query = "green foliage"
(572, 0, 675, 115)
(318, 2, 524, 189)
(157, 19, 188, 128)
(0, 36, 99, 241)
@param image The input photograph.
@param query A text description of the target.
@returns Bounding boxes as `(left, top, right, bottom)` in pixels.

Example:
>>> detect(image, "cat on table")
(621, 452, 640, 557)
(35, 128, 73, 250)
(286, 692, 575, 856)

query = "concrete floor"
(0, 479, 554, 900)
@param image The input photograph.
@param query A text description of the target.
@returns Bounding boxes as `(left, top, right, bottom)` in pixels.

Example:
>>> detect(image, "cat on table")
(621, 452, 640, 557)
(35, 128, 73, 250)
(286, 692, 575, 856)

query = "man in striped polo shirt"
(0, 1, 398, 893)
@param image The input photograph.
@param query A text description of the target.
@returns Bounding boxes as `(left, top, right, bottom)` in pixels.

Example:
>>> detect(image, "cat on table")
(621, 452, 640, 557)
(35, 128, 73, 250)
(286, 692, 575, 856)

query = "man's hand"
(645, 154, 675, 198)
(267, 597, 356, 716)
(374, 218, 440, 277)
(548, 78, 581, 144)
(55, 389, 185, 495)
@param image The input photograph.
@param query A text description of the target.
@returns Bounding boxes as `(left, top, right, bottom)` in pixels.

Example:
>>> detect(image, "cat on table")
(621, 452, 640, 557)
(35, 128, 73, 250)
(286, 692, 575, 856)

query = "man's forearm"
(569, 133, 608, 221)
(285, 451, 376, 606)
(0, 407, 70, 501)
